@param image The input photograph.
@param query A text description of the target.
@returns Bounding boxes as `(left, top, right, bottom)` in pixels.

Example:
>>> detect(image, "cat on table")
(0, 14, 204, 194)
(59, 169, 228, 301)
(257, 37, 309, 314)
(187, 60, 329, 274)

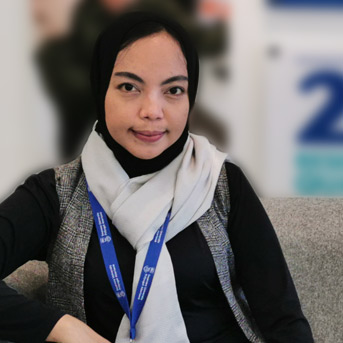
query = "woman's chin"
(130, 149, 164, 160)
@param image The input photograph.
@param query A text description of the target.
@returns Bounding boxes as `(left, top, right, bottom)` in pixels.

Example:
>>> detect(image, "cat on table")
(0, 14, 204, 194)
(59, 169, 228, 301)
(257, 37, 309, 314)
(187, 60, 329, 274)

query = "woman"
(0, 11, 313, 343)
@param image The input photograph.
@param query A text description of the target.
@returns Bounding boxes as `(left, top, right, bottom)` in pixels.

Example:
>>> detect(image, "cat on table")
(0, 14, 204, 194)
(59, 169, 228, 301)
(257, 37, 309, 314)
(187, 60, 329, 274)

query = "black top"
(0, 162, 314, 343)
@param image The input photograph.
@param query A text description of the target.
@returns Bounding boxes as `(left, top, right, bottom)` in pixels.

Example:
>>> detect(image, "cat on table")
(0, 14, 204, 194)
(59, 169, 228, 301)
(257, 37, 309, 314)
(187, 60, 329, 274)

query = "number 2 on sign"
(298, 70, 343, 144)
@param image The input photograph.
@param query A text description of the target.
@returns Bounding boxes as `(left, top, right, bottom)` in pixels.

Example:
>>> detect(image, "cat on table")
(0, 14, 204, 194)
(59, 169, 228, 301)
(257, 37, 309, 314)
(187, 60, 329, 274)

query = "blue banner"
(270, 0, 343, 7)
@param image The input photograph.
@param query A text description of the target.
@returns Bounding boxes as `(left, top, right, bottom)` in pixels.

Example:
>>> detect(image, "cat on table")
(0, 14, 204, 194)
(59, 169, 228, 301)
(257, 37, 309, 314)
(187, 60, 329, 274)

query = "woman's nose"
(139, 93, 164, 120)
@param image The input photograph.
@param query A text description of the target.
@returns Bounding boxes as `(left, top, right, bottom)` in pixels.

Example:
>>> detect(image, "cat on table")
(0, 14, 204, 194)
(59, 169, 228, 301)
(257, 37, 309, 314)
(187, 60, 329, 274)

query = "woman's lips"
(131, 130, 165, 143)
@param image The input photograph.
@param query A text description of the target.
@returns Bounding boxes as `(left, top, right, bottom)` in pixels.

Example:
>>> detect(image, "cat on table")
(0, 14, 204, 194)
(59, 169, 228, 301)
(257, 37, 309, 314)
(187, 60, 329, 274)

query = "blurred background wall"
(0, 0, 59, 200)
(1, 0, 343, 201)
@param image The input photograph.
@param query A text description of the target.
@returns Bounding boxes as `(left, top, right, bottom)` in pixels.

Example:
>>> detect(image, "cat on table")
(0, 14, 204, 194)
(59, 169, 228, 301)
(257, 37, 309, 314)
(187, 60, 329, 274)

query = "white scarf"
(81, 128, 227, 343)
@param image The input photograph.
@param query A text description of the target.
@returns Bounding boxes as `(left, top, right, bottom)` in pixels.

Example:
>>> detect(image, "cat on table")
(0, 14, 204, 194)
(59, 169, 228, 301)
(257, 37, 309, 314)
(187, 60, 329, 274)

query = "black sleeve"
(225, 162, 314, 343)
(0, 169, 65, 343)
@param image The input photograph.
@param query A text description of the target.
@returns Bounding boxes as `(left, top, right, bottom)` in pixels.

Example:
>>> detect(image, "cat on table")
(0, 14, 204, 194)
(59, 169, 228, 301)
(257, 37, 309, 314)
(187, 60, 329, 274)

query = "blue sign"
(295, 68, 343, 196)
(270, 0, 343, 7)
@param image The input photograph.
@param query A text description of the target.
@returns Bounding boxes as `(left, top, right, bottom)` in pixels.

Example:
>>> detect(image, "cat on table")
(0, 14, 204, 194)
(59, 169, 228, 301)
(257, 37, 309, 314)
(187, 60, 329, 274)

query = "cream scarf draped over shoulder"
(81, 129, 227, 343)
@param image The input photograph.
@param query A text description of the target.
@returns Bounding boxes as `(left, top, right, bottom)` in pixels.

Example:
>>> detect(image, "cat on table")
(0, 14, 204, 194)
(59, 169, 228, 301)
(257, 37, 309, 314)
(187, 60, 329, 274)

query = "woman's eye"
(167, 87, 184, 95)
(118, 83, 138, 92)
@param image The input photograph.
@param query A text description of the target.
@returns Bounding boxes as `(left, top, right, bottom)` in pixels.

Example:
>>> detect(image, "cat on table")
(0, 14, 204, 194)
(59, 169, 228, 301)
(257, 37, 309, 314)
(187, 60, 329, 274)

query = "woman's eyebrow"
(114, 72, 144, 83)
(161, 76, 188, 85)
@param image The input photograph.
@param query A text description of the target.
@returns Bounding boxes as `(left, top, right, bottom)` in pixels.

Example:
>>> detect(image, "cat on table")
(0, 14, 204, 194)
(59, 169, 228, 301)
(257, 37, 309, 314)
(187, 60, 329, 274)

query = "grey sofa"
(3, 198, 343, 343)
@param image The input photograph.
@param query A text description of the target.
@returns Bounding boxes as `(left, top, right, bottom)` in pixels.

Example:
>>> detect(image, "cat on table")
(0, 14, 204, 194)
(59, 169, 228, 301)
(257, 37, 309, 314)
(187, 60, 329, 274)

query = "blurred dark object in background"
(34, 0, 228, 162)
(34, 0, 116, 162)
(189, 104, 228, 152)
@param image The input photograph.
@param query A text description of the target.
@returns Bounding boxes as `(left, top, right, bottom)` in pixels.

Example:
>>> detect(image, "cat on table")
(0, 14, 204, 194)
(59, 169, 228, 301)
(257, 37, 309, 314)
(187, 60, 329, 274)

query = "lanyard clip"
(130, 327, 136, 342)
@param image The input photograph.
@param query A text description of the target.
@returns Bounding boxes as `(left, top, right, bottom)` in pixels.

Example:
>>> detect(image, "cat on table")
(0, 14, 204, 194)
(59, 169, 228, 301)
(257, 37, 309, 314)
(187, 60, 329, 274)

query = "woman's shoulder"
(13, 168, 57, 202)
(215, 160, 246, 193)
(54, 156, 82, 182)
(53, 156, 84, 193)
(220, 160, 260, 208)
(211, 160, 244, 211)
(223, 160, 244, 179)
(9, 157, 83, 201)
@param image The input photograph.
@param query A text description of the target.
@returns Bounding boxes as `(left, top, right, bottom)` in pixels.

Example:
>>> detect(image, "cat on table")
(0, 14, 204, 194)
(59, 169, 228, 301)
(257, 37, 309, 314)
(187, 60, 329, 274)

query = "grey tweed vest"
(46, 157, 265, 343)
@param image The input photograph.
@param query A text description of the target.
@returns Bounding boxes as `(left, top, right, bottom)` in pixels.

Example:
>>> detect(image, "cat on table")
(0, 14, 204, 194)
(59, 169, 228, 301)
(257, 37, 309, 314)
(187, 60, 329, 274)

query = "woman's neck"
(101, 126, 189, 178)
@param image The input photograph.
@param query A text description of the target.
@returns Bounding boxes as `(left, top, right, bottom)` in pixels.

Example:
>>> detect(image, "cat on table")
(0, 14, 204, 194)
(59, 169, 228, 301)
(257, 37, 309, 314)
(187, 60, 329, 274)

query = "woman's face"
(104, 31, 189, 159)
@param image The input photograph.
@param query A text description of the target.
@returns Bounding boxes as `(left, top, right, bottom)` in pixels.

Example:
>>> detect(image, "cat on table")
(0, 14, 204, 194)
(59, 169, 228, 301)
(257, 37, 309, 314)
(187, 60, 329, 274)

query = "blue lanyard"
(86, 182, 171, 341)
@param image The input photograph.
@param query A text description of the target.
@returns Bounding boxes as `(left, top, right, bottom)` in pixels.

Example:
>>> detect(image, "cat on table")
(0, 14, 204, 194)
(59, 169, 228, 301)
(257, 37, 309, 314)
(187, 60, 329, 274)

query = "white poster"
(264, 40, 343, 196)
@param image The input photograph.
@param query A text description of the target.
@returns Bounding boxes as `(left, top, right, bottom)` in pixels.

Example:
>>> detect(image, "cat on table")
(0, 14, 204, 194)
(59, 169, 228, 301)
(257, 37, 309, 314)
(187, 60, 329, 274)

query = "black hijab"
(90, 11, 199, 177)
